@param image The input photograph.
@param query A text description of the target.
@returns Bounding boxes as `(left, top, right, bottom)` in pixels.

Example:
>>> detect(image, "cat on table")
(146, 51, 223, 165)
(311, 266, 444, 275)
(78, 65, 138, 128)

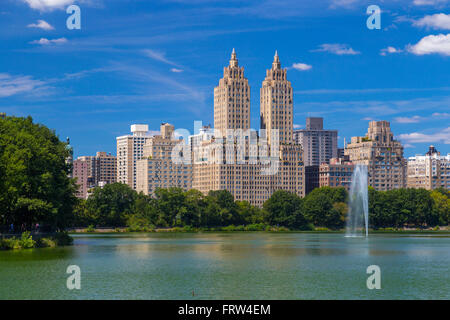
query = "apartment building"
(136, 123, 192, 195)
(345, 120, 406, 191)
(407, 146, 450, 190)
(260, 51, 293, 145)
(116, 124, 153, 189)
(293, 117, 338, 166)
(214, 48, 250, 137)
(73, 151, 117, 198)
(192, 50, 304, 207)
(319, 156, 355, 191)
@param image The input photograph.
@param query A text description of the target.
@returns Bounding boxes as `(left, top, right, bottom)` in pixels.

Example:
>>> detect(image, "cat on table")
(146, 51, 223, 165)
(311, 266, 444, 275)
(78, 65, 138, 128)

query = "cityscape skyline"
(1, 0, 449, 159)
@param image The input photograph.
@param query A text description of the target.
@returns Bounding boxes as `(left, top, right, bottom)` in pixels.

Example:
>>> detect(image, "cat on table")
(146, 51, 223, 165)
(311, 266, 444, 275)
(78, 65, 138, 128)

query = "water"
(0, 233, 449, 300)
(347, 164, 369, 237)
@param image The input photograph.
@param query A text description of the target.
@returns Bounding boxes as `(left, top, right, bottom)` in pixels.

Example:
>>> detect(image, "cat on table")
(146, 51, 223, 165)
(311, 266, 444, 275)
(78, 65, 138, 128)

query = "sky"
(0, 0, 449, 158)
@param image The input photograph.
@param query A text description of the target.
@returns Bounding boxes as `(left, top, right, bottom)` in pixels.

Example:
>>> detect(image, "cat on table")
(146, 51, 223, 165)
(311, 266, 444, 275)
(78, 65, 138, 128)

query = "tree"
(430, 189, 449, 226)
(0, 116, 77, 230)
(303, 187, 348, 229)
(263, 190, 308, 229)
(86, 183, 137, 227)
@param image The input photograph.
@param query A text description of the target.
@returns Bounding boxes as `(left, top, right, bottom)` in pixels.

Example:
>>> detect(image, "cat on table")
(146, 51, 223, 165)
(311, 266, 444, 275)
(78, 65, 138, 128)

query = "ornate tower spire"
(272, 50, 281, 70)
(230, 48, 238, 67)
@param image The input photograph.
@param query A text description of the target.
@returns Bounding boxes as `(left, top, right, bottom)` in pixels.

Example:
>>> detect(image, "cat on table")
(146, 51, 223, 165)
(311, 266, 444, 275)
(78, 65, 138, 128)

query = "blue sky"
(1, 0, 449, 158)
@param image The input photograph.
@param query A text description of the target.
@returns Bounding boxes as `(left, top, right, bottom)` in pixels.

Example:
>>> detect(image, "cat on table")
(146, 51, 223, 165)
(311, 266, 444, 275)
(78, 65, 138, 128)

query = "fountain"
(346, 164, 369, 237)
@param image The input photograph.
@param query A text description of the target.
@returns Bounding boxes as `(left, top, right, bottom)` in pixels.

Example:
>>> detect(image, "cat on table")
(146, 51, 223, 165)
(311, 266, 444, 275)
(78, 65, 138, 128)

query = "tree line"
(72, 183, 448, 230)
(1, 116, 448, 232)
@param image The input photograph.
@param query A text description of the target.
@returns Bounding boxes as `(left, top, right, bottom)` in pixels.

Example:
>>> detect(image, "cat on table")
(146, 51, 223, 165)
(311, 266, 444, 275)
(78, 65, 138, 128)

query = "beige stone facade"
(214, 49, 250, 137)
(192, 50, 304, 207)
(260, 51, 293, 145)
(407, 146, 450, 190)
(116, 124, 152, 189)
(345, 120, 406, 191)
(136, 123, 192, 195)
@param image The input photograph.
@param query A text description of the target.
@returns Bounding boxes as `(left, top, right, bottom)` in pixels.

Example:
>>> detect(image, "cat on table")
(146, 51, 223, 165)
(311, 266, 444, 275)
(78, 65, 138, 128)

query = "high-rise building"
(260, 51, 293, 145)
(116, 124, 153, 189)
(73, 159, 90, 199)
(193, 51, 304, 207)
(73, 152, 117, 198)
(293, 117, 338, 166)
(407, 146, 450, 190)
(319, 156, 354, 192)
(136, 123, 192, 195)
(214, 49, 250, 137)
(345, 120, 406, 191)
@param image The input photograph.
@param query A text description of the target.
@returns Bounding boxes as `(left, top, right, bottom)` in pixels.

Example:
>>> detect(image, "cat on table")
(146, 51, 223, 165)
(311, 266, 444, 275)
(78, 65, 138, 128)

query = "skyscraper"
(116, 124, 153, 189)
(260, 51, 293, 145)
(193, 51, 304, 207)
(345, 120, 406, 191)
(293, 117, 338, 166)
(213, 49, 250, 137)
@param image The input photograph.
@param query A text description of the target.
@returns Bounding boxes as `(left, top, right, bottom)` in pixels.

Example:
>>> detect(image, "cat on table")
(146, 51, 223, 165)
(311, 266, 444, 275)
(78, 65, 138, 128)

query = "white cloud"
(432, 112, 450, 117)
(414, 13, 450, 30)
(380, 46, 402, 56)
(27, 19, 54, 30)
(30, 37, 68, 45)
(170, 68, 183, 73)
(291, 62, 312, 71)
(362, 117, 376, 121)
(329, 0, 359, 9)
(394, 115, 423, 123)
(22, 0, 76, 11)
(0, 73, 48, 97)
(142, 49, 178, 66)
(398, 127, 450, 144)
(408, 33, 450, 56)
(413, 0, 449, 6)
(311, 43, 360, 55)
(293, 124, 303, 129)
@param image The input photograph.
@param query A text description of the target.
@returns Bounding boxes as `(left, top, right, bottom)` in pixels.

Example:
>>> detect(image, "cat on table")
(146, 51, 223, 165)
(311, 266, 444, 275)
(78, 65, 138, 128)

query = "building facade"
(319, 157, 354, 192)
(116, 124, 153, 189)
(214, 48, 250, 138)
(192, 51, 304, 207)
(345, 120, 406, 191)
(260, 51, 293, 145)
(73, 151, 117, 198)
(407, 146, 450, 190)
(293, 117, 338, 166)
(136, 123, 192, 195)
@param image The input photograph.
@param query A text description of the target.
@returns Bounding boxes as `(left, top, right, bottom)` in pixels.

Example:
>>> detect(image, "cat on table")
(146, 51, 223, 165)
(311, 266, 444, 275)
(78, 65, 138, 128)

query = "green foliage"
(19, 231, 36, 248)
(85, 183, 137, 227)
(0, 116, 77, 230)
(263, 190, 308, 229)
(86, 225, 95, 233)
(369, 188, 447, 228)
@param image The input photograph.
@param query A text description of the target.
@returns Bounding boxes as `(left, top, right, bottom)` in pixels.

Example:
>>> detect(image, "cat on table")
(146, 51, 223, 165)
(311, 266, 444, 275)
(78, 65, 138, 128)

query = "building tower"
(345, 120, 406, 191)
(116, 124, 153, 189)
(214, 48, 250, 137)
(260, 51, 293, 145)
(293, 117, 338, 166)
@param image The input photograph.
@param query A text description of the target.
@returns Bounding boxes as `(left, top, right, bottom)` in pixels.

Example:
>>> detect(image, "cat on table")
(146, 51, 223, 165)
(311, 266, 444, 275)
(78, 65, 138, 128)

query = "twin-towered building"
(192, 50, 304, 206)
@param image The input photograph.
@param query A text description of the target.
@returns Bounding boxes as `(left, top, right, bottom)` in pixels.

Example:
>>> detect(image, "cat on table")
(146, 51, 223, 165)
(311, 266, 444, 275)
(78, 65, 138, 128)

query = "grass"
(0, 231, 73, 250)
